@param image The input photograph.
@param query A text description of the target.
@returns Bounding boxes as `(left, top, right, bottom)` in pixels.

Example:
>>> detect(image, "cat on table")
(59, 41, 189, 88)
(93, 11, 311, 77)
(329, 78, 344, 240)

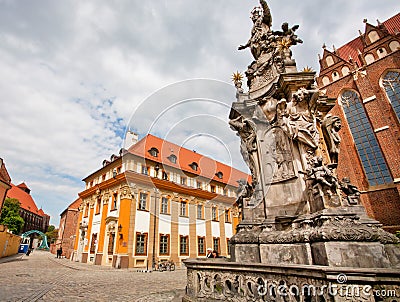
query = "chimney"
(124, 130, 139, 149)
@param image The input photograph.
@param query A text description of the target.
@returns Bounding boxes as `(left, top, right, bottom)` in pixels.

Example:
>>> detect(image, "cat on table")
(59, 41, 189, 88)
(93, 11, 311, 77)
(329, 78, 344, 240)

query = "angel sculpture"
(273, 22, 303, 46)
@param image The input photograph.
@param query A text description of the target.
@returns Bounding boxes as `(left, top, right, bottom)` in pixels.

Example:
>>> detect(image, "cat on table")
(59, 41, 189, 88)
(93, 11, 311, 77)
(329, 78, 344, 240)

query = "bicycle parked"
(157, 259, 175, 272)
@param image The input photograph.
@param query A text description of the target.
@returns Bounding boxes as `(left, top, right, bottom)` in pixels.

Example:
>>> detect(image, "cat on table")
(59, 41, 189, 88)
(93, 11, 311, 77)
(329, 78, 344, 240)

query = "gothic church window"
(341, 90, 392, 186)
(382, 71, 400, 122)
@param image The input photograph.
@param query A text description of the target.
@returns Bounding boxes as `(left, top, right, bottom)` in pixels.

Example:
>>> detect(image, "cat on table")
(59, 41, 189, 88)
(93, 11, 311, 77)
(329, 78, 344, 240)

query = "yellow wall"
(0, 226, 21, 258)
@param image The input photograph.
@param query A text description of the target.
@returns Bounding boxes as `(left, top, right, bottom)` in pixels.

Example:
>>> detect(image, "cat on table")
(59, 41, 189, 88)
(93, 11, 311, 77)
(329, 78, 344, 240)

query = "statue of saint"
(322, 115, 342, 163)
(229, 116, 258, 187)
(286, 87, 319, 149)
(238, 0, 273, 60)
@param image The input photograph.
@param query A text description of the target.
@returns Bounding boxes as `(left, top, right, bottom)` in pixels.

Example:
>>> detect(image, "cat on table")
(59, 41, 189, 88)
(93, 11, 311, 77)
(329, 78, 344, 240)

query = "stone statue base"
(229, 206, 400, 269)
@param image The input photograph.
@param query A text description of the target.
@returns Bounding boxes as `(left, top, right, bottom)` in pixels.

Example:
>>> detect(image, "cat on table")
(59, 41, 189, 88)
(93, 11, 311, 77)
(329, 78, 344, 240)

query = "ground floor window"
(198, 236, 205, 255)
(180, 235, 189, 255)
(135, 232, 148, 255)
(159, 234, 169, 255)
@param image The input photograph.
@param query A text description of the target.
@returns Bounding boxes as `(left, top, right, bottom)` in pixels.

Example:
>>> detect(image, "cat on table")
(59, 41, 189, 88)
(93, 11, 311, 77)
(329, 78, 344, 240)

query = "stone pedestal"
(260, 243, 312, 265)
(230, 243, 261, 263)
(311, 241, 392, 268)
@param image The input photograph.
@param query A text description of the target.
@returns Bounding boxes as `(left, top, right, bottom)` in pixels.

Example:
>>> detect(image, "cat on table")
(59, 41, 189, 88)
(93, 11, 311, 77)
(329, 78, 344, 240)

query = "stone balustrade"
(183, 258, 400, 302)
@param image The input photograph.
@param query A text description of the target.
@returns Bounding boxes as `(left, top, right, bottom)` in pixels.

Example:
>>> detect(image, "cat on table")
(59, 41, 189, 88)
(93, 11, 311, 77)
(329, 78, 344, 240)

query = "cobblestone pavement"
(0, 250, 186, 302)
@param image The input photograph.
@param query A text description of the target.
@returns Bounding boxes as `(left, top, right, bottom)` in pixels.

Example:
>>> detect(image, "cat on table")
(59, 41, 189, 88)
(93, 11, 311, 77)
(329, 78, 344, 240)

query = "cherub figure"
(307, 157, 339, 196)
(340, 177, 360, 205)
(273, 22, 303, 46)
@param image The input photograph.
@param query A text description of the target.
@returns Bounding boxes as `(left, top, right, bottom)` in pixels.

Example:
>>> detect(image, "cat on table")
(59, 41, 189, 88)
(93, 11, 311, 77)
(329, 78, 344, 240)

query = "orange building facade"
(71, 133, 248, 269)
(316, 13, 400, 232)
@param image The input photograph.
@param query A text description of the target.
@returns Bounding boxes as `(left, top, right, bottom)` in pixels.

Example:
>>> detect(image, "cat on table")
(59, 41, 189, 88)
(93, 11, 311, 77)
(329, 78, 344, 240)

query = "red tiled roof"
(68, 197, 82, 210)
(336, 13, 400, 66)
(7, 183, 47, 217)
(337, 36, 364, 66)
(128, 134, 250, 187)
(383, 13, 400, 35)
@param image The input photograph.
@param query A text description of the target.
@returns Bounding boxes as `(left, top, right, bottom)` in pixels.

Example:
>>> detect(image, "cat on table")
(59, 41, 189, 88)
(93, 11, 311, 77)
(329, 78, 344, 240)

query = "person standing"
(206, 248, 213, 258)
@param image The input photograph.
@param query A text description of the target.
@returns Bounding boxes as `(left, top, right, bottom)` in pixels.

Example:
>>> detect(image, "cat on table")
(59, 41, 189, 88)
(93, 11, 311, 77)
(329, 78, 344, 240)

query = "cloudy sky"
(1, 0, 399, 226)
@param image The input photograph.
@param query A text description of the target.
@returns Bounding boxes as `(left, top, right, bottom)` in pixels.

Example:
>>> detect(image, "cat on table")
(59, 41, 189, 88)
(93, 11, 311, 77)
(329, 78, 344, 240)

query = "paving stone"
(0, 251, 186, 302)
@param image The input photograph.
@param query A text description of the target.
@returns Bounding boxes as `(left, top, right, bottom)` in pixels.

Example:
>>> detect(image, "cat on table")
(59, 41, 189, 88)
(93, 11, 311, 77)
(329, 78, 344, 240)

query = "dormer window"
(215, 171, 223, 179)
(110, 154, 119, 161)
(167, 154, 177, 164)
(148, 147, 159, 157)
(189, 162, 198, 171)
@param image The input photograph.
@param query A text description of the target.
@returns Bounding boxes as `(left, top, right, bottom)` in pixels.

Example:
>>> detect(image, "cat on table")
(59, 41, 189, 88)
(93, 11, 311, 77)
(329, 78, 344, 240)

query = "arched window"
(322, 76, 330, 86)
(341, 90, 392, 186)
(342, 66, 350, 76)
(365, 53, 375, 65)
(382, 71, 400, 122)
(389, 40, 400, 52)
(332, 71, 340, 81)
(377, 47, 387, 59)
(325, 56, 334, 67)
(368, 31, 380, 43)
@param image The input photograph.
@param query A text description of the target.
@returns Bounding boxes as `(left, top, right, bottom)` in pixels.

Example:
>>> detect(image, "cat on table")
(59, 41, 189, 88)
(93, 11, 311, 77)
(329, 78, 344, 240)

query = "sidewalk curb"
(0, 253, 25, 264)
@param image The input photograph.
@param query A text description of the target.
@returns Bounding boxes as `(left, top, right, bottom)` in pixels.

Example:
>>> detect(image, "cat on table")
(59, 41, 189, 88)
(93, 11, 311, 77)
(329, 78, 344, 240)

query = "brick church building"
(316, 13, 400, 232)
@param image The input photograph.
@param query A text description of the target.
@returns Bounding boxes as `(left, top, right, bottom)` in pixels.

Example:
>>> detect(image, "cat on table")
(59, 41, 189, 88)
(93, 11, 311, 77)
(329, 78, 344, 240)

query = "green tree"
(0, 198, 24, 234)
(45, 225, 58, 244)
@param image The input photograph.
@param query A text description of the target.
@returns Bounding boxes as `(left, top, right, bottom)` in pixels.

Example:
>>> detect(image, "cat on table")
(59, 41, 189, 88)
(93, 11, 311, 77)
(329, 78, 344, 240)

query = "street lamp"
(152, 163, 160, 271)
(118, 224, 123, 239)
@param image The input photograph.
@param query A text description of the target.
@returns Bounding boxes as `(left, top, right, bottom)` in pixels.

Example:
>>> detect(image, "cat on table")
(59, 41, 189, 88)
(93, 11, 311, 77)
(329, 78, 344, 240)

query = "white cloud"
(0, 0, 399, 225)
